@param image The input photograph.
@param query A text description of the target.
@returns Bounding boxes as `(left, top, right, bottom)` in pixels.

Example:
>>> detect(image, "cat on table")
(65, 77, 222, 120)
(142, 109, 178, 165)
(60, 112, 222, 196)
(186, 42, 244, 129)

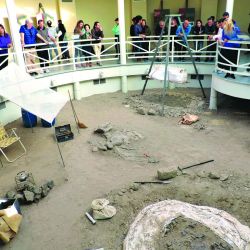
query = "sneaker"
(224, 73, 230, 78)
(230, 74, 235, 79)
(44, 69, 50, 73)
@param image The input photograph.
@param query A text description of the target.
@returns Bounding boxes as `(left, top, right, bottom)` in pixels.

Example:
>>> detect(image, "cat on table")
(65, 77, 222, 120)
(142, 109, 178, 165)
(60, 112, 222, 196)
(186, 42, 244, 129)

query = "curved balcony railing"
(0, 35, 249, 78)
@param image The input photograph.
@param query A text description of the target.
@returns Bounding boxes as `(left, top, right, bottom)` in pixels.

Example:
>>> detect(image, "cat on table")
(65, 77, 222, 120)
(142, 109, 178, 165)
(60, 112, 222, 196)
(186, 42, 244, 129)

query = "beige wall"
(201, 0, 218, 23)
(232, 0, 249, 32)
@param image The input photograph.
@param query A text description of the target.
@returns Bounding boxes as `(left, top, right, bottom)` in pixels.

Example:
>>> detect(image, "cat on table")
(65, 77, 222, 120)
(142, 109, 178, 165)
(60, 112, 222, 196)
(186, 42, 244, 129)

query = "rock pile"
(90, 123, 148, 162)
(5, 171, 54, 204)
(124, 91, 206, 118)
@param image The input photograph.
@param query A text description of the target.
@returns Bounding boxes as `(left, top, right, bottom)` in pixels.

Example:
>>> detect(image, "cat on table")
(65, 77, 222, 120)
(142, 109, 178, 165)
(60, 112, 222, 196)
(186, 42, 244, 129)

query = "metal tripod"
(141, 14, 206, 115)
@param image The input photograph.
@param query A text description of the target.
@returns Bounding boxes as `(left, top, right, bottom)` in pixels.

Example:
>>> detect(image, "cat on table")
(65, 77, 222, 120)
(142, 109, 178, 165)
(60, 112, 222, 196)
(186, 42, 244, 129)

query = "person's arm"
(176, 26, 182, 36)
(186, 25, 192, 36)
(20, 32, 25, 47)
(36, 33, 49, 44)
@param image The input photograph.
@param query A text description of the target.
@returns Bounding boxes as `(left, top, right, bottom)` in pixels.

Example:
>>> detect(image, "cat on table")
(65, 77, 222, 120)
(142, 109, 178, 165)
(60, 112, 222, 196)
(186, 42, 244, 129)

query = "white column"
(226, 0, 234, 18)
(5, 0, 26, 70)
(118, 0, 128, 93)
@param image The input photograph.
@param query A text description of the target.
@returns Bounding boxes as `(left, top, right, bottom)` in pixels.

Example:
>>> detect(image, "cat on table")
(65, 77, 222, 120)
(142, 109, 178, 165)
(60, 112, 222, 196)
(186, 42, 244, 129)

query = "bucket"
(41, 118, 56, 128)
(21, 109, 37, 128)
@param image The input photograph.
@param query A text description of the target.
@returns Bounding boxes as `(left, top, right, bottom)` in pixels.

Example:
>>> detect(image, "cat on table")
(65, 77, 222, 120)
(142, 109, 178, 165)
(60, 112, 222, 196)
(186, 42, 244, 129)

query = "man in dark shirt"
(205, 17, 216, 62)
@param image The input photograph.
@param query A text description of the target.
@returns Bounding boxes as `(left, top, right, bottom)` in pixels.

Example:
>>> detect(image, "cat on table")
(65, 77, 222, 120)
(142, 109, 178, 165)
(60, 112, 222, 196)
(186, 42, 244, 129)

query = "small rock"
(15, 193, 25, 203)
(46, 180, 54, 189)
(106, 142, 114, 150)
(137, 107, 146, 115)
(130, 183, 140, 191)
(6, 190, 16, 199)
(23, 190, 35, 202)
(121, 188, 127, 193)
(157, 168, 177, 180)
(147, 109, 156, 116)
(97, 143, 108, 151)
(148, 157, 160, 164)
(41, 184, 50, 197)
(110, 134, 124, 146)
(33, 186, 42, 195)
(208, 172, 220, 180)
(220, 174, 229, 181)
(118, 191, 124, 196)
(92, 146, 98, 152)
(34, 194, 42, 202)
(94, 122, 112, 134)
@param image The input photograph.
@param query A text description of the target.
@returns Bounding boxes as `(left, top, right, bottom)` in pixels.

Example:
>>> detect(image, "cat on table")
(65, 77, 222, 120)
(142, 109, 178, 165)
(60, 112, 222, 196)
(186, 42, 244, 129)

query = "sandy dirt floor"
(0, 88, 250, 250)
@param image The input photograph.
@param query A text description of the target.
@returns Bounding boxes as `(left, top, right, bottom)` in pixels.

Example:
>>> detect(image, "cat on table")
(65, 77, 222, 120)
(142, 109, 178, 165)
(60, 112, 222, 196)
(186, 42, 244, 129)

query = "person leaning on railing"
(112, 18, 120, 57)
(140, 19, 151, 60)
(82, 24, 92, 67)
(19, 18, 49, 76)
(0, 24, 12, 70)
(205, 17, 216, 62)
(220, 19, 242, 79)
(192, 19, 205, 62)
(176, 19, 192, 61)
(74, 20, 85, 68)
(57, 20, 70, 60)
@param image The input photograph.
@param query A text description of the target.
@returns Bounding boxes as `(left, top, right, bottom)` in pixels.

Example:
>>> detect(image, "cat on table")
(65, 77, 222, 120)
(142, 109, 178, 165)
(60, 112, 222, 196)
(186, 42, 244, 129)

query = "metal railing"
(0, 35, 249, 78)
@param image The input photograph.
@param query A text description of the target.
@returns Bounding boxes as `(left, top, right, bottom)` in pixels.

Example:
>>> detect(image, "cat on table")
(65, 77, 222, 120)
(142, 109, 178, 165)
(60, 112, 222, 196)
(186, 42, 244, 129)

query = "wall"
(232, 0, 249, 33)
(201, 0, 218, 23)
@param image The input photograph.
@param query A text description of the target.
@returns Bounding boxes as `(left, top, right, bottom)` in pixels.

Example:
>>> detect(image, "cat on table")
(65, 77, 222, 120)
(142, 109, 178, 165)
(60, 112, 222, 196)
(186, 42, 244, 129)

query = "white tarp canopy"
(0, 63, 68, 123)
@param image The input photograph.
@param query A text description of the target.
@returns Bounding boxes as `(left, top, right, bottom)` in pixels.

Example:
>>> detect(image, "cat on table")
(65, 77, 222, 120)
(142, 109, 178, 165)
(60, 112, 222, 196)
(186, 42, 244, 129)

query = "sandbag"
(149, 65, 188, 83)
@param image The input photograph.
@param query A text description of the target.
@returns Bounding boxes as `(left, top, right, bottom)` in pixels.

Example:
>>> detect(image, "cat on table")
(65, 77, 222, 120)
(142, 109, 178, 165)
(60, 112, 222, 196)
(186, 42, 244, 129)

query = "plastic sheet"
(0, 63, 67, 123)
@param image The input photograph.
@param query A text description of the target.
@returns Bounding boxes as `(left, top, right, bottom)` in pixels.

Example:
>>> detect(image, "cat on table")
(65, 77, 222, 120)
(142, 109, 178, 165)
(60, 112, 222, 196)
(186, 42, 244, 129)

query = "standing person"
(112, 18, 120, 57)
(205, 17, 216, 62)
(192, 19, 205, 61)
(82, 24, 92, 67)
(133, 15, 143, 61)
(91, 21, 104, 66)
(221, 19, 241, 79)
(176, 19, 192, 61)
(57, 19, 70, 60)
(19, 18, 48, 75)
(170, 18, 178, 54)
(74, 20, 85, 67)
(155, 20, 167, 61)
(130, 17, 137, 54)
(47, 20, 59, 62)
(141, 19, 151, 60)
(36, 19, 56, 73)
(0, 24, 12, 70)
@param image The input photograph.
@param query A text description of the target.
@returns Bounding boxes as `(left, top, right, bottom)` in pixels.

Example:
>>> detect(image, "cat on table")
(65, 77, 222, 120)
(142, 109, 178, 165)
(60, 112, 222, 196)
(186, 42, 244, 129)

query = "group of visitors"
(0, 11, 246, 78)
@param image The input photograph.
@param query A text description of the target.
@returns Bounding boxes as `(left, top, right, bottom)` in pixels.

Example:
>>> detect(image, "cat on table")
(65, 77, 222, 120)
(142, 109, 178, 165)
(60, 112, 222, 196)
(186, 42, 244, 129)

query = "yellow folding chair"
(0, 125, 26, 162)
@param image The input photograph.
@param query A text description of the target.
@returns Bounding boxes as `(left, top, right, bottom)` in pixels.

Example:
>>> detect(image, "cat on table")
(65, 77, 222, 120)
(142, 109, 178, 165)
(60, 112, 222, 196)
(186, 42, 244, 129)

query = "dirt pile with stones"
(123, 90, 207, 118)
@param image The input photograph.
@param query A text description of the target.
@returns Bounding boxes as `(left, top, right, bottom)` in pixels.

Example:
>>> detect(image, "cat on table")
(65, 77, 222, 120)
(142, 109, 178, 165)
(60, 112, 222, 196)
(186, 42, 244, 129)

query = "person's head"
(47, 20, 52, 27)
(207, 18, 213, 26)
(159, 20, 165, 29)
(25, 18, 34, 29)
(218, 18, 226, 28)
(93, 21, 101, 30)
(224, 19, 234, 34)
(37, 19, 44, 29)
(135, 15, 142, 24)
(141, 19, 147, 27)
(76, 20, 84, 29)
(84, 24, 90, 32)
(115, 18, 119, 25)
(223, 11, 229, 19)
(171, 18, 177, 26)
(183, 19, 189, 28)
(0, 24, 6, 36)
(58, 19, 62, 25)
(196, 19, 202, 27)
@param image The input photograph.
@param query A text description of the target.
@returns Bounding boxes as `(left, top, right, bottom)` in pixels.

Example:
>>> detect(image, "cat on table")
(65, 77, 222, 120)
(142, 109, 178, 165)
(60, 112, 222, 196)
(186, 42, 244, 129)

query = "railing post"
(5, 0, 26, 71)
(118, 0, 128, 93)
